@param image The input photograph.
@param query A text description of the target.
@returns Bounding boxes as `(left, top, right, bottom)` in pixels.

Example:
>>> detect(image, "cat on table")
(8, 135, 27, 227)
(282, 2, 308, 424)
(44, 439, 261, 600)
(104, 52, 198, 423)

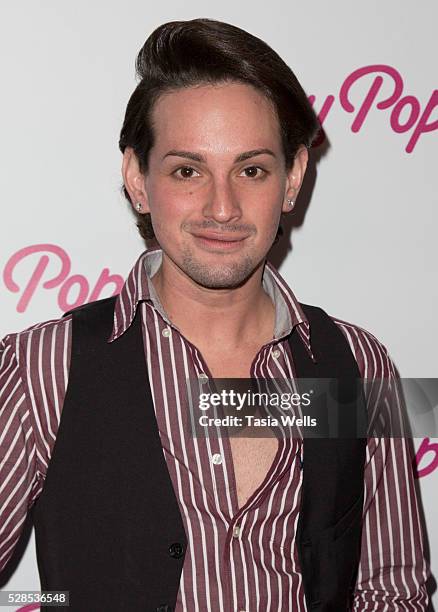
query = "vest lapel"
(290, 303, 367, 611)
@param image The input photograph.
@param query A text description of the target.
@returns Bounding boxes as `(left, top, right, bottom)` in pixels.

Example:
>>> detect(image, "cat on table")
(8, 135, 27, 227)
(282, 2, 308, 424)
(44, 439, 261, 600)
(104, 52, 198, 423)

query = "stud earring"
(287, 198, 295, 208)
(135, 202, 142, 212)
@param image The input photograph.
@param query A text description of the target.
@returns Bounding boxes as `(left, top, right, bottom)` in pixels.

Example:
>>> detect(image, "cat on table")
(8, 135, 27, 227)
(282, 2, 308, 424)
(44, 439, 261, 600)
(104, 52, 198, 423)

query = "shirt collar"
(108, 247, 316, 362)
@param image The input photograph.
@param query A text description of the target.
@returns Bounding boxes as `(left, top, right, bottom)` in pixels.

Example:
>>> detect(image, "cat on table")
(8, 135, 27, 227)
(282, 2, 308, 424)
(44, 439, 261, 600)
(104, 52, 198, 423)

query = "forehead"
(150, 82, 282, 154)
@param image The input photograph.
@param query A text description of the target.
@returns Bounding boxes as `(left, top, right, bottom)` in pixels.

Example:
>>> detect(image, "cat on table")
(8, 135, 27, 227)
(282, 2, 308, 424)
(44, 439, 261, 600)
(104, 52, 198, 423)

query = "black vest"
(32, 296, 367, 611)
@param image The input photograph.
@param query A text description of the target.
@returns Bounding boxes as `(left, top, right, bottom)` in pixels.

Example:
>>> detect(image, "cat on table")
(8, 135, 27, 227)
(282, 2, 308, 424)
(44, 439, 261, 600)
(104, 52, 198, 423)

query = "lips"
(192, 232, 247, 242)
(191, 231, 249, 251)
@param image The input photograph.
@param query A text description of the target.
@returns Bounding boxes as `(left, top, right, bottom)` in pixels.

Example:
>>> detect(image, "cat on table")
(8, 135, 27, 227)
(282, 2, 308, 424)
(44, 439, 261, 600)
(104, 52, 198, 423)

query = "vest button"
(169, 542, 184, 558)
(156, 606, 172, 612)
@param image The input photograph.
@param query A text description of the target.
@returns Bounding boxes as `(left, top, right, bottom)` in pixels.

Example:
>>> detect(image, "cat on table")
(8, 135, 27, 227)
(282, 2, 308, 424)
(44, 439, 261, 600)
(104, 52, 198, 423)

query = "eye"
(173, 166, 201, 180)
(240, 166, 267, 179)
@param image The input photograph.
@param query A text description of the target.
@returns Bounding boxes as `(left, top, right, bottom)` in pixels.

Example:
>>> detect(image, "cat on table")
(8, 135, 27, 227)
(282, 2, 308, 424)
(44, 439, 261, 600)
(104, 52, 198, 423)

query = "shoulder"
(1, 312, 73, 370)
(328, 313, 396, 379)
(298, 301, 396, 378)
(1, 295, 118, 367)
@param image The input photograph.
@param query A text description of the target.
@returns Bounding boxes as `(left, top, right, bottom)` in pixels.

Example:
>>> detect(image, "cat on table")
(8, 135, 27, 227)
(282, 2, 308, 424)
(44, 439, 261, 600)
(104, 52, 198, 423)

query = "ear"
(121, 147, 150, 213)
(281, 145, 309, 213)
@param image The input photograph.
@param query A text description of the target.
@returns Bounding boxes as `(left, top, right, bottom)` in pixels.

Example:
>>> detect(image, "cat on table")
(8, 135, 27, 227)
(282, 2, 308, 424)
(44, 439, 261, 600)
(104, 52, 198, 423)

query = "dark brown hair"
(119, 18, 320, 240)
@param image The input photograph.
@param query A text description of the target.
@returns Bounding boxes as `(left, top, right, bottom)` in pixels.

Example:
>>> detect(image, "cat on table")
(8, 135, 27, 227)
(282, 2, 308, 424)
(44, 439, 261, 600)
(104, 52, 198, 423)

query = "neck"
(151, 254, 275, 350)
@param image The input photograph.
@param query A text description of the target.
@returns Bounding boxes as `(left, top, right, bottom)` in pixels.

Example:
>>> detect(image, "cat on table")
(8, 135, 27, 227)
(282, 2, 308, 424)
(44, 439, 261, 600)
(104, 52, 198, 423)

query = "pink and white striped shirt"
(0, 247, 429, 611)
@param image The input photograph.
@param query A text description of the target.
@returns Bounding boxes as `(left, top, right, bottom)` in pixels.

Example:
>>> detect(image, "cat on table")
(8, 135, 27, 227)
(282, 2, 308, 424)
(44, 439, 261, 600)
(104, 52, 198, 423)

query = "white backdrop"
(0, 1, 437, 610)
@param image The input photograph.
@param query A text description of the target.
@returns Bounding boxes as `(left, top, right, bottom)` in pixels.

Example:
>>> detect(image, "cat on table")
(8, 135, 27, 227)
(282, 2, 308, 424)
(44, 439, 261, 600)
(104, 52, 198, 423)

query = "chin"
(180, 254, 259, 289)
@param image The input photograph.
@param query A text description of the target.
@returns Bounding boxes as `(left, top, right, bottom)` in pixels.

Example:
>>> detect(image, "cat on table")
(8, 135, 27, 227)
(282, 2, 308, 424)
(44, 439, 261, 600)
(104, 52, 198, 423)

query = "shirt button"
(232, 524, 241, 538)
(168, 542, 184, 559)
(161, 327, 171, 338)
(272, 348, 281, 358)
(211, 453, 223, 465)
(198, 373, 209, 384)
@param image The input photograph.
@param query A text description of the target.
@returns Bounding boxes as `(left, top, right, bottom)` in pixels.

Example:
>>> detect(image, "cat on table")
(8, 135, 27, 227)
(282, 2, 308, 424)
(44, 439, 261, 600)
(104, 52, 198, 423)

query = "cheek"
(148, 194, 192, 237)
(257, 205, 282, 234)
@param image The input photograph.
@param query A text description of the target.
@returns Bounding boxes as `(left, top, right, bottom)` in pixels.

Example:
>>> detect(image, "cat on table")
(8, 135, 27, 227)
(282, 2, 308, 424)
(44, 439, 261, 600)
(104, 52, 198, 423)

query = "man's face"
(136, 82, 304, 289)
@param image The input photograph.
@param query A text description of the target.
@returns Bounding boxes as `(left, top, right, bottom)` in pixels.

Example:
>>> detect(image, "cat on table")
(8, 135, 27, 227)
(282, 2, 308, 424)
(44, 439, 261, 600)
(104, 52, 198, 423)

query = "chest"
(228, 431, 279, 508)
(203, 349, 280, 509)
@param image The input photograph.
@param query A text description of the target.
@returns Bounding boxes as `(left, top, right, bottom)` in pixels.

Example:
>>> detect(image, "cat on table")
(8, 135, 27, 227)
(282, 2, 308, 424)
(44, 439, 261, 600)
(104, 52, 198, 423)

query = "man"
(0, 17, 429, 612)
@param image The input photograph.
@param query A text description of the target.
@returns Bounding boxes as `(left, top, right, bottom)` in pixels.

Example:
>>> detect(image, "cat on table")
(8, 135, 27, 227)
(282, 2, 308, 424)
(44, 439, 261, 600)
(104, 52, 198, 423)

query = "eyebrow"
(162, 148, 277, 163)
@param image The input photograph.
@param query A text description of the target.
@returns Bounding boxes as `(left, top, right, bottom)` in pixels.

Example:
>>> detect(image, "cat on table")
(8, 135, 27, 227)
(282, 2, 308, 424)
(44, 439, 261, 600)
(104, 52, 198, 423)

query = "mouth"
(190, 231, 249, 251)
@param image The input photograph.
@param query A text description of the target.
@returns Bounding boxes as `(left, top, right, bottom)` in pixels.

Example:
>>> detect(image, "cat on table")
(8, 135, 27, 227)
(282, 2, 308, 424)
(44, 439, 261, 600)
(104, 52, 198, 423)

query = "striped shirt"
(0, 247, 429, 611)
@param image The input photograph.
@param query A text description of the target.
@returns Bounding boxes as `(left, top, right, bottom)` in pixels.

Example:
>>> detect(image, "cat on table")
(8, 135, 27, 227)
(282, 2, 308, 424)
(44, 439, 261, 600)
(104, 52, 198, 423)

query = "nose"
(202, 178, 242, 225)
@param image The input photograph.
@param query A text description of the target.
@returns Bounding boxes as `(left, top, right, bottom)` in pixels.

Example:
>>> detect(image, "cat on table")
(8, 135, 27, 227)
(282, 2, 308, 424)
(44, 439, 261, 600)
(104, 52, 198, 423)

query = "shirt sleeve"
(0, 333, 43, 575)
(351, 339, 430, 610)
